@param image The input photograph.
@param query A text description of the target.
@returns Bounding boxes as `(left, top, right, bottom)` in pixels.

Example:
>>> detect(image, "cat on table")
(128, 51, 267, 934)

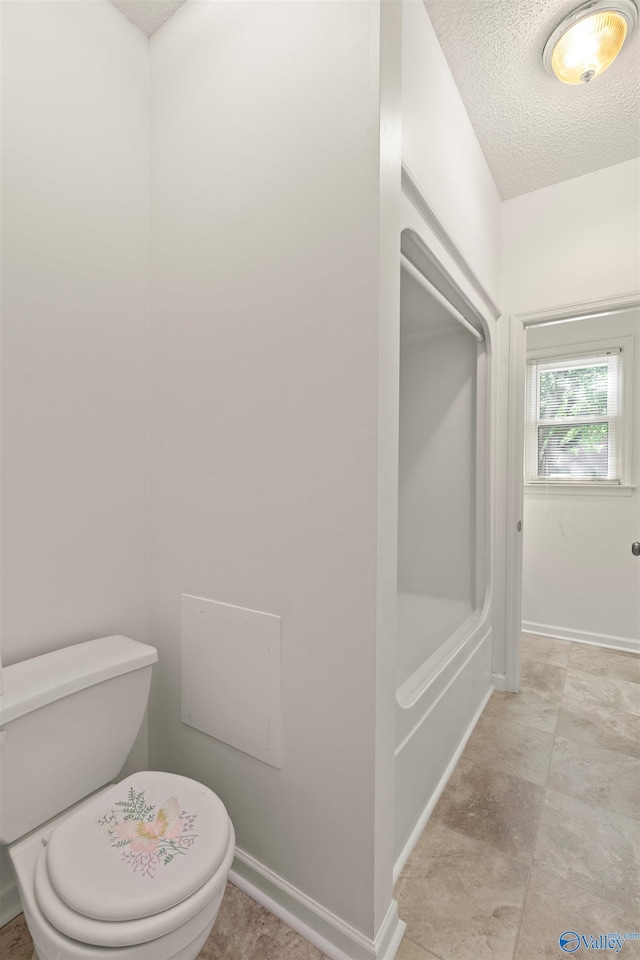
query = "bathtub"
(394, 225, 494, 877)
(394, 605, 493, 878)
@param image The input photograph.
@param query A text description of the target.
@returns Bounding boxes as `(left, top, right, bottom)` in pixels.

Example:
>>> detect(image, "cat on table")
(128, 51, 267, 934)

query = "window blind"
(525, 348, 622, 483)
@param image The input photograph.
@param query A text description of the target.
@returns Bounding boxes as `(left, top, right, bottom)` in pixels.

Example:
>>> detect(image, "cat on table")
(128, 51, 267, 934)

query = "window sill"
(524, 483, 636, 497)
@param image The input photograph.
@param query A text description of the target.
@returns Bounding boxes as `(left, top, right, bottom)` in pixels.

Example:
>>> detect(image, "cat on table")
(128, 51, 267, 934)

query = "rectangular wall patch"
(181, 594, 281, 768)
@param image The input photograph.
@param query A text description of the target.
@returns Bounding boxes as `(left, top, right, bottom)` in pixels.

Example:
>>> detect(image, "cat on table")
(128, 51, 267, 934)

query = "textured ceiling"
(423, 0, 640, 199)
(107, 0, 638, 198)
(109, 0, 187, 37)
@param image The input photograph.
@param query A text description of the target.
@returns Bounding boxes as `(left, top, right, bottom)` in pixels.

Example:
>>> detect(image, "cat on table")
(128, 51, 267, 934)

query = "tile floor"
(1, 634, 638, 960)
(395, 634, 640, 960)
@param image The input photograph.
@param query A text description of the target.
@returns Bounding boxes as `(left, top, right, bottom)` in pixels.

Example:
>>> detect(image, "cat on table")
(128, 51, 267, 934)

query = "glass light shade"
(551, 10, 628, 83)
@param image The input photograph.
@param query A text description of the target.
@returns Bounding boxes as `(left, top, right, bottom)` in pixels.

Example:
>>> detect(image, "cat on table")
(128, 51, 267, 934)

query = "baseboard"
(491, 672, 507, 691)
(393, 682, 494, 884)
(230, 848, 406, 960)
(522, 621, 640, 655)
(0, 878, 21, 928)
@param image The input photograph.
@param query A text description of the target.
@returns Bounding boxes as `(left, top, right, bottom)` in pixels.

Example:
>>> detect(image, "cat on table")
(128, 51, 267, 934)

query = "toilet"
(0, 635, 235, 960)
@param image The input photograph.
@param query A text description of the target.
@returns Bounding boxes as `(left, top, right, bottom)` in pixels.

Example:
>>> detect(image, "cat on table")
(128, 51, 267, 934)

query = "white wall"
(149, 0, 401, 949)
(523, 311, 640, 648)
(500, 158, 640, 314)
(396, 324, 479, 687)
(0, 0, 149, 921)
(401, 0, 501, 305)
(398, 328, 477, 604)
(1, 0, 150, 665)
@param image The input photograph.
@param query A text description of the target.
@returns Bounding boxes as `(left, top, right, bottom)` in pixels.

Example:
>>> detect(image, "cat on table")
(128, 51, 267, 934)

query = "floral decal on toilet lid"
(98, 787, 198, 878)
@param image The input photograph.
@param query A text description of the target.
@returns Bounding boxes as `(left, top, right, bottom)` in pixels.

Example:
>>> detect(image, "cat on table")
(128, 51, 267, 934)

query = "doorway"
(504, 295, 640, 691)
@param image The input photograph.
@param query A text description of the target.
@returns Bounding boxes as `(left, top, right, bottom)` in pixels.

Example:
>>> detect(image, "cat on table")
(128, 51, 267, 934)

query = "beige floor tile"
(564, 670, 640, 717)
(396, 823, 528, 960)
(515, 867, 639, 959)
(0, 915, 33, 960)
(557, 694, 640, 759)
(198, 882, 325, 960)
(533, 789, 640, 910)
(396, 935, 442, 960)
(520, 659, 567, 699)
(521, 633, 571, 667)
(463, 712, 554, 786)
(245, 919, 327, 960)
(569, 643, 640, 685)
(198, 882, 263, 958)
(482, 688, 559, 735)
(430, 757, 545, 863)
(548, 736, 640, 821)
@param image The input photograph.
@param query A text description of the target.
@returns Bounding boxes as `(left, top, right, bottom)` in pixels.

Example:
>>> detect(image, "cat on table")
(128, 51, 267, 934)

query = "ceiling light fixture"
(543, 0, 638, 84)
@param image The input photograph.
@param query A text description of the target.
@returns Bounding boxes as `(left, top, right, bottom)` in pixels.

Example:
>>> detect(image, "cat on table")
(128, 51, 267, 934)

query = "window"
(525, 347, 624, 484)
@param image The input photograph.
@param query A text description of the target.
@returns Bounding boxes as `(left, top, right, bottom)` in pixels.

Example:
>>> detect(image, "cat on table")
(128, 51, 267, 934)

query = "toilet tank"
(0, 636, 158, 844)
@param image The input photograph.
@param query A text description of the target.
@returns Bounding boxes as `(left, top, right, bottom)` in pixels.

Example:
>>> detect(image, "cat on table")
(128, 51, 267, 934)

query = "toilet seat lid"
(46, 772, 231, 922)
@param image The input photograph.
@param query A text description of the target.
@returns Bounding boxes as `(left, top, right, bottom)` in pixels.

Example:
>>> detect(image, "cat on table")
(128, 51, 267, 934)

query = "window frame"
(524, 336, 634, 494)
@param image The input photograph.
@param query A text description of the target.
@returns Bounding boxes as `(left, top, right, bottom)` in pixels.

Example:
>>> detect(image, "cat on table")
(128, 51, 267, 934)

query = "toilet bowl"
(10, 772, 235, 960)
(0, 637, 236, 960)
